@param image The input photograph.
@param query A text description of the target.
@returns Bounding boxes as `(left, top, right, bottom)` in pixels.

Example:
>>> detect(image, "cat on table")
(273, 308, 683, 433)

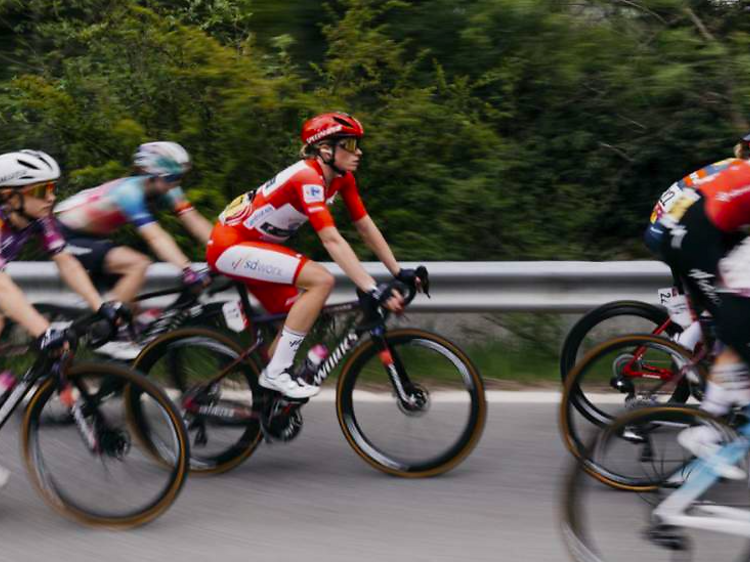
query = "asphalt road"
(0, 397, 573, 562)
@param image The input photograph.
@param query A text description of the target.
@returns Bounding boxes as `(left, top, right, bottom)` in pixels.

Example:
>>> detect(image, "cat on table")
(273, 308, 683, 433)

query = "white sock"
(265, 327, 306, 378)
(701, 381, 734, 417)
(675, 320, 702, 352)
(701, 363, 750, 416)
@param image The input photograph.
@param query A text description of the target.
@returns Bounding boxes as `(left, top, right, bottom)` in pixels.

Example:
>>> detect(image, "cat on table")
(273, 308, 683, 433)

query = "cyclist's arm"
(0, 271, 48, 336)
(352, 215, 400, 276)
(318, 226, 377, 292)
(176, 207, 212, 244)
(51, 252, 104, 311)
(138, 222, 191, 270)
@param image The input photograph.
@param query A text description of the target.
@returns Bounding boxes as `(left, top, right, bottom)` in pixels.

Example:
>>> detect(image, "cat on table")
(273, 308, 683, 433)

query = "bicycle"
(561, 404, 750, 562)
(559, 298, 683, 383)
(559, 332, 708, 483)
(0, 310, 190, 528)
(129, 267, 487, 477)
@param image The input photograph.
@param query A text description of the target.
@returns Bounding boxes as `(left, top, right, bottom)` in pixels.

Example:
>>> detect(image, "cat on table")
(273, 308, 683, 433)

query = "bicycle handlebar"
(356, 266, 430, 326)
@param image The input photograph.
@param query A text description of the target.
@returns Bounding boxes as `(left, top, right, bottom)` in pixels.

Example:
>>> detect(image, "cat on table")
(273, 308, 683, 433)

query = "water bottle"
(296, 344, 329, 385)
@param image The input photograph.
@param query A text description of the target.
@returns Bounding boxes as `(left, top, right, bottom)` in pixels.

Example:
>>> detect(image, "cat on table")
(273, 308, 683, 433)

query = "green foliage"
(1, 0, 750, 261)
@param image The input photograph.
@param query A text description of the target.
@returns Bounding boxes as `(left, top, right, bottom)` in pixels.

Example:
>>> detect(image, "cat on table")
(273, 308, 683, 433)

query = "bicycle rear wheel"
(560, 300, 681, 382)
(22, 362, 189, 528)
(560, 334, 705, 470)
(337, 329, 486, 477)
(131, 327, 263, 475)
(562, 406, 750, 562)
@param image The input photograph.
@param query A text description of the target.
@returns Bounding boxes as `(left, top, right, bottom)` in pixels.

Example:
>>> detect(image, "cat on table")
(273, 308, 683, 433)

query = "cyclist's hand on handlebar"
(98, 301, 131, 328)
(34, 327, 74, 356)
(370, 283, 405, 314)
(396, 268, 420, 290)
(395, 266, 430, 298)
(182, 265, 211, 291)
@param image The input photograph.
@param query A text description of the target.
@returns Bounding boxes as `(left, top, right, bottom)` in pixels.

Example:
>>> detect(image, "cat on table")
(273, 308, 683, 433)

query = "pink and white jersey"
(54, 176, 192, 235)
(217, 159, 368, 243)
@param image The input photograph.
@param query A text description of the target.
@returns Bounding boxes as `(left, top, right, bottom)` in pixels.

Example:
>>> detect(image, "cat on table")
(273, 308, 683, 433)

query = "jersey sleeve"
(338, 174, 368, 221)
(163, 186, 195, 216)
(295, 180, 337, 232)
(38, 216, 67, 256)
(111, 178, 157, 228)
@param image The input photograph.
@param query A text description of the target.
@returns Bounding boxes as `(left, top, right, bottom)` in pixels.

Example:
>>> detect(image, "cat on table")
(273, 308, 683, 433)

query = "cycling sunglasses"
(160, 173, 184, 183)
(337, 137, 360, 153)
(22, 181, 56, 199)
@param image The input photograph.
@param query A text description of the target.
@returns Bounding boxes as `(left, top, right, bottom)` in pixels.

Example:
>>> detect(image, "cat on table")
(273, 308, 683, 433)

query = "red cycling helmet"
(301, 112, 364, 145)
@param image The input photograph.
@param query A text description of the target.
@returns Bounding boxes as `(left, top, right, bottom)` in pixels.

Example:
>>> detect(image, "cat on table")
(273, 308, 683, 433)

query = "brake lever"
(415, 266, 431, 298)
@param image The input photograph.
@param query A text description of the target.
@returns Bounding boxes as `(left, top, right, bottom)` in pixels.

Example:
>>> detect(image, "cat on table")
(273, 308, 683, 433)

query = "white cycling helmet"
(133, 141, 191, 176)
(0, 150, 60, 187)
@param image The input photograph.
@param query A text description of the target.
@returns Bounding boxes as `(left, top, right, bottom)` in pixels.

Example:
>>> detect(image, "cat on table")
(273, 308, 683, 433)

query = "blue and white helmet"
(133, 142, 191, 176)
(0, 150, 60, 187)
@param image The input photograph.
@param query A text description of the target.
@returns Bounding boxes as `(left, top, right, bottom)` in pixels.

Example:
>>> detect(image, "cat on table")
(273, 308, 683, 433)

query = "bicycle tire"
(560, 334, 706, 482)
(562, 406, 750, 562)
(21, 362, 189, 528)
(131, 327, 263, 475)
(560, 300, 681, 383)
(336, 328, 486, 477)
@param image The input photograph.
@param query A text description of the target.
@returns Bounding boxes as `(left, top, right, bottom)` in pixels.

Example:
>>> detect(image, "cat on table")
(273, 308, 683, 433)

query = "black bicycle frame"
(0, 354, 59, 432)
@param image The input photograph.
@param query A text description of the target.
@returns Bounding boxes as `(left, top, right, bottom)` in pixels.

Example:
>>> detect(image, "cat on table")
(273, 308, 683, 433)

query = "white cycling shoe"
(258, 370, 320, 400)
(677, 424, 746, 480)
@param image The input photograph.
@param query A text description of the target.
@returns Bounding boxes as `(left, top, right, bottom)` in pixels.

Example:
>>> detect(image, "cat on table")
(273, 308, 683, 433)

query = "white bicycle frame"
(653, 423, 750, 538)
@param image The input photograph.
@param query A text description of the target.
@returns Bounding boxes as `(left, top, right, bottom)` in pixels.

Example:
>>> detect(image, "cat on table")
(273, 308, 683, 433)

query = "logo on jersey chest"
(302, 184, 325, 204)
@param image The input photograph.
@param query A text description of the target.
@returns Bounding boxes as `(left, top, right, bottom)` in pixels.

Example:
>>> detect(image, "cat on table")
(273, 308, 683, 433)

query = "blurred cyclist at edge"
(207, 112, 420, 399)
(656, 134, 750, 477)
(641, 143, 749, 351)
(0, 150, 126, 488)
(54, 141, 213, 305)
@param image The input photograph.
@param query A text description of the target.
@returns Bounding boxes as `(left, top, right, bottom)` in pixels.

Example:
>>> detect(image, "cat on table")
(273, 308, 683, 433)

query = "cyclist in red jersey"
(658, 135, 750, 477)
(207, 112, 413, 399)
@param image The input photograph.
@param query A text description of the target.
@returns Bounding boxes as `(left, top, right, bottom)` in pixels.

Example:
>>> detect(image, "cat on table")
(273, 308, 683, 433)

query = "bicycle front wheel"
(337, 329, 486, 477)
(562, 406, 750, 562)
(22, 362, 189, 528)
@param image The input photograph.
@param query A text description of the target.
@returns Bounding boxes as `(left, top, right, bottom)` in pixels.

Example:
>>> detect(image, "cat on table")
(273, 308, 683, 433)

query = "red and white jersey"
(698, 159, 750, 232)
(217, 159, 367, 243)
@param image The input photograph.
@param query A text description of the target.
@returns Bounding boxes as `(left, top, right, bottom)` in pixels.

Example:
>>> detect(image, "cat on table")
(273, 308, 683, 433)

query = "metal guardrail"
(5, 261, 674, 313)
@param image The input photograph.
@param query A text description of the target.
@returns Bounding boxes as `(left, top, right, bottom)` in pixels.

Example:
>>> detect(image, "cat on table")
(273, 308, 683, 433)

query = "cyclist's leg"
(661, 202, 730, 409)
(262, 260, 334, 369)
(102, 246, 152, 303)
(663, 209, 750, 474)
(207, 232, 328, 398)
(710, 236, 750, 409)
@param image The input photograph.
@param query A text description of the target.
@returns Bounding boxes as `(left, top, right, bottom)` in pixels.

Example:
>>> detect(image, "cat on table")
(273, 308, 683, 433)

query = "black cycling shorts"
(659, 198, 750, 363)
(58, 223, 117, 277)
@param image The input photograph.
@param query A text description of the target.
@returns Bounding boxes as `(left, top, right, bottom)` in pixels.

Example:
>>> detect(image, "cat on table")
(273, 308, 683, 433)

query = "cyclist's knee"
(131, 253, 152, 273)
(107, 248, 151, 275)
(298, 262, 335, 293)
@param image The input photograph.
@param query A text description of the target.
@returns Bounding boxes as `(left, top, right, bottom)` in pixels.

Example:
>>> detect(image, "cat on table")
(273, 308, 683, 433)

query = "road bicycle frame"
(652, 418, 750, 538)
(186, 297, 423, 411)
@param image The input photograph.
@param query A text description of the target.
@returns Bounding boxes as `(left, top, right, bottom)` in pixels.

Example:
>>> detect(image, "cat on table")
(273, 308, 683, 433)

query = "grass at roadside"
(464, 341, 561, 386)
